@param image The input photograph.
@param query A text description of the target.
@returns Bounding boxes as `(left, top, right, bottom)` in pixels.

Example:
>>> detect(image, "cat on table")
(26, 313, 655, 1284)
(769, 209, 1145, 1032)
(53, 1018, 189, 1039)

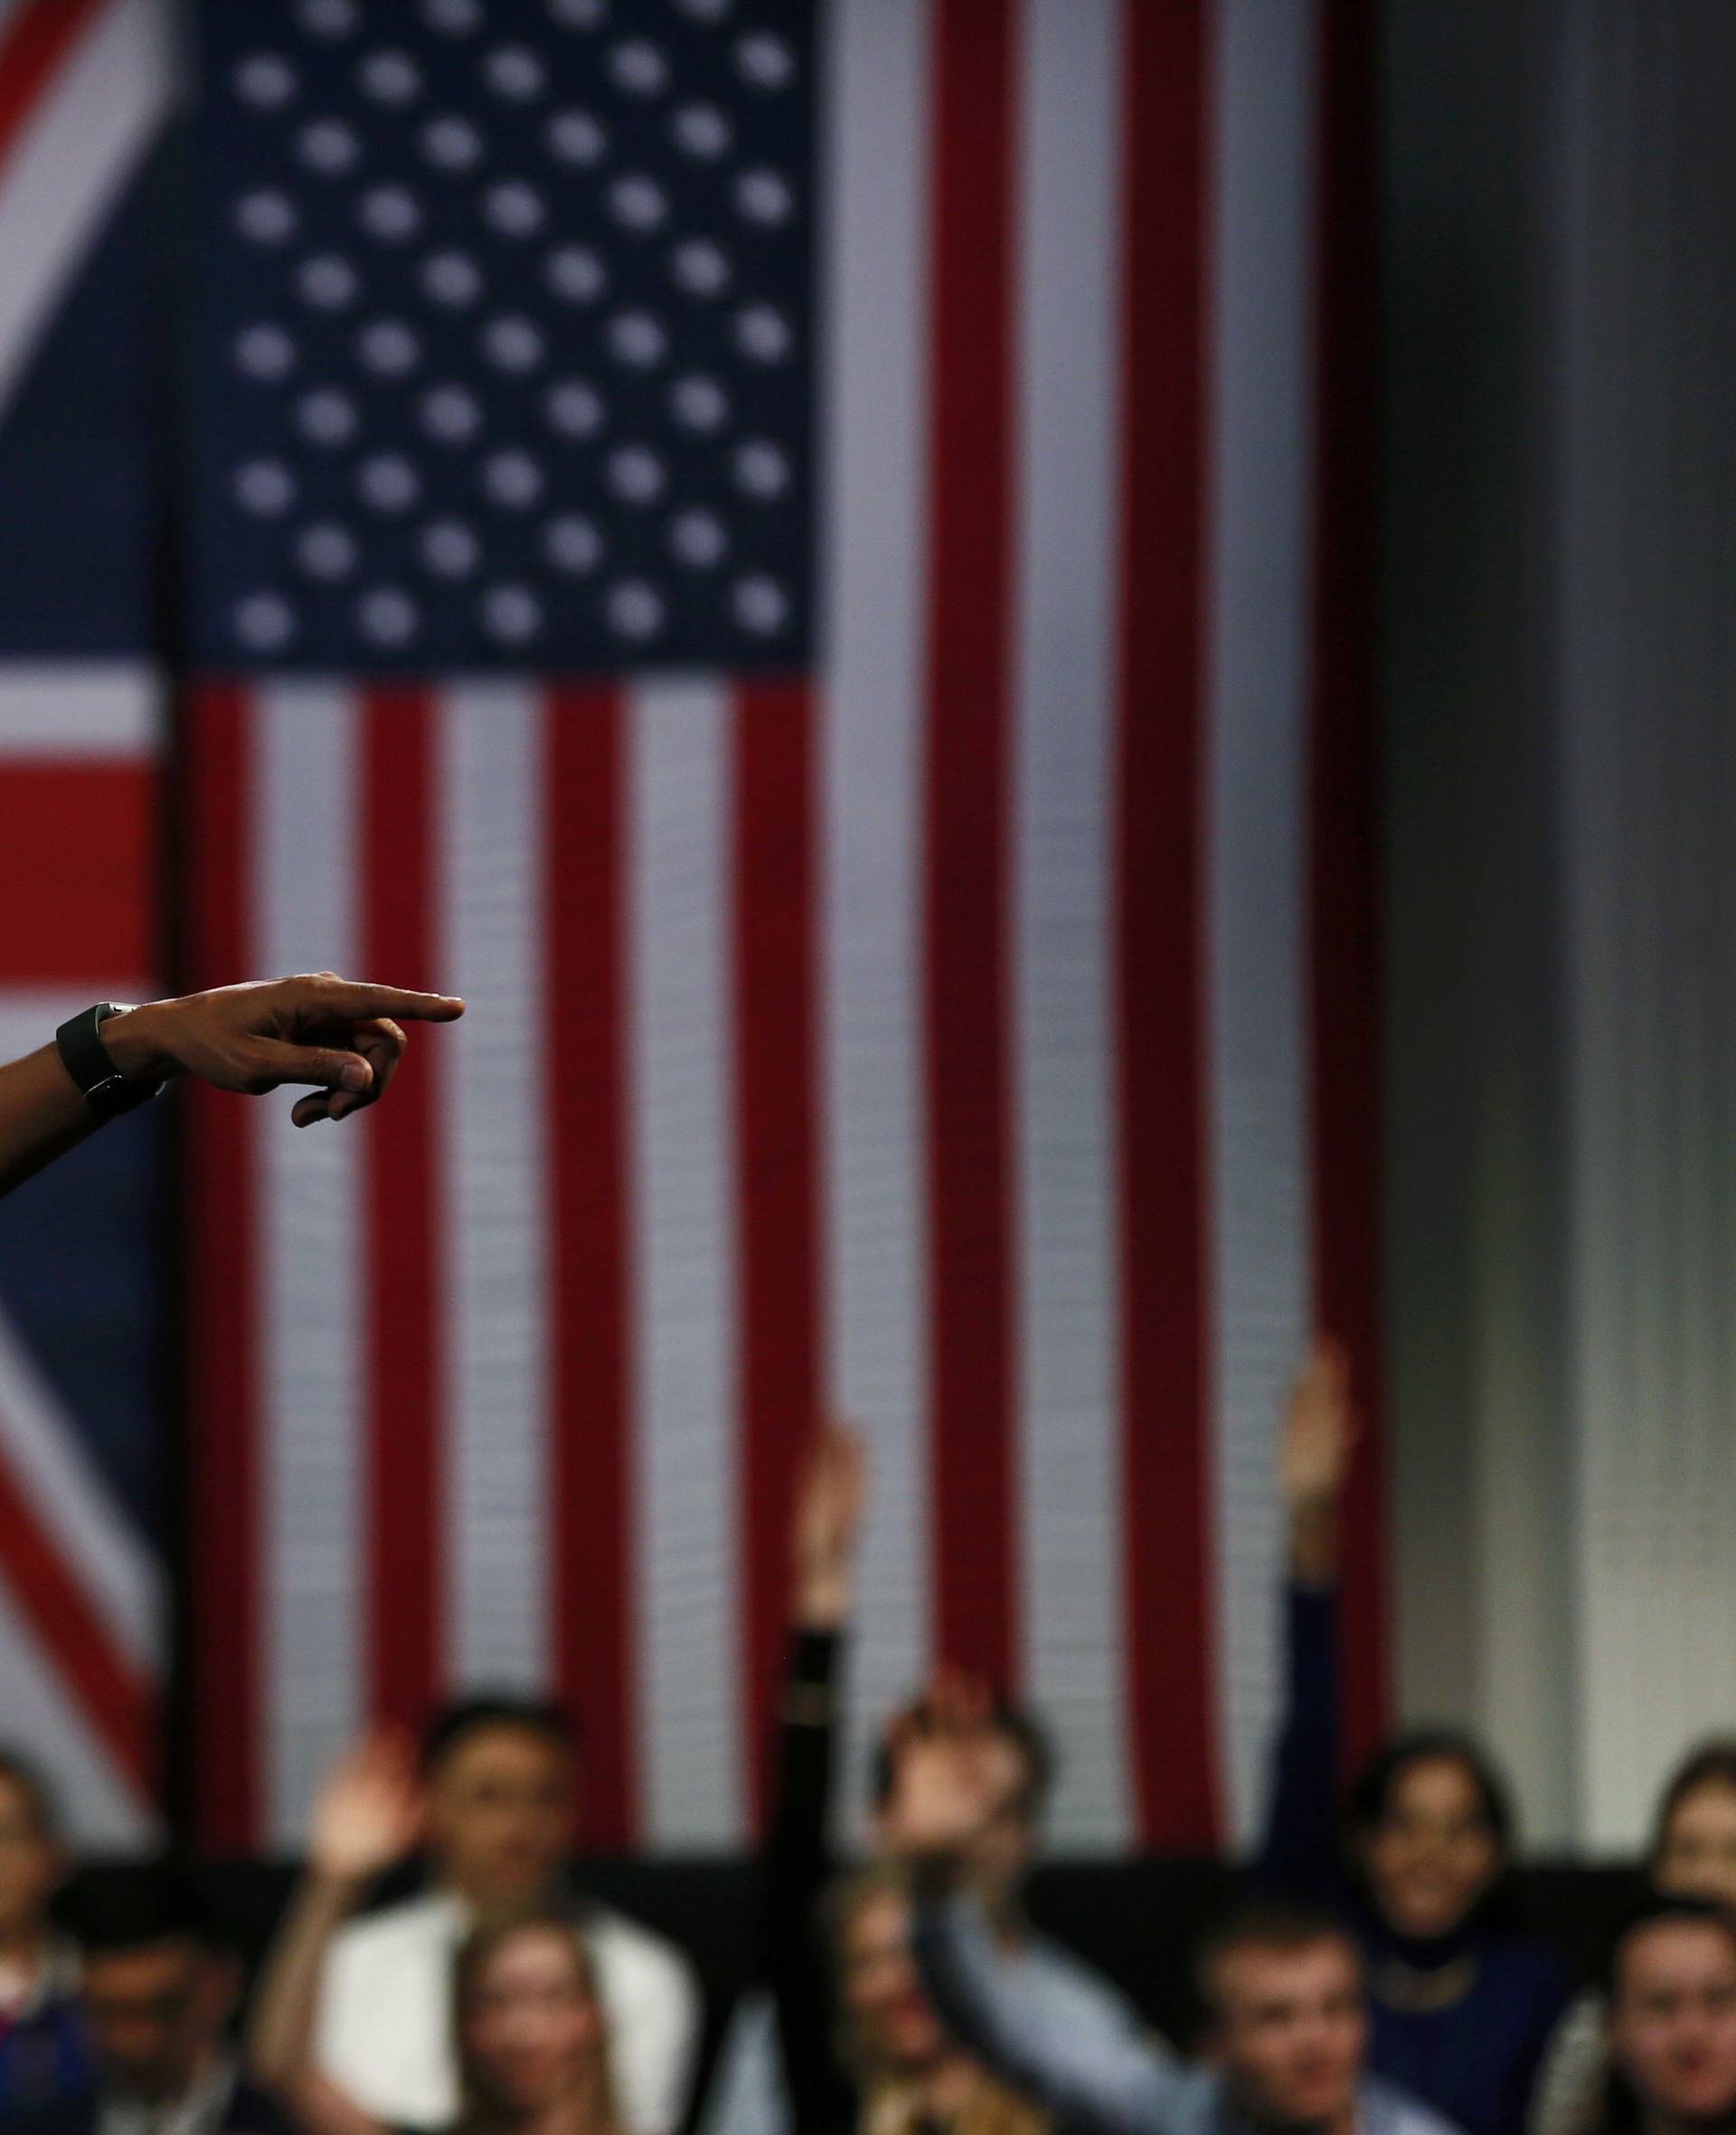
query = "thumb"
(248, 1036, 373, 1093)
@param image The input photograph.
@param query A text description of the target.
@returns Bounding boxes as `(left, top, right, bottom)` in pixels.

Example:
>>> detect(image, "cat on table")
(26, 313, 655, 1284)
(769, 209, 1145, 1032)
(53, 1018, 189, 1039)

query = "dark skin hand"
(0, 974, 466, 1197)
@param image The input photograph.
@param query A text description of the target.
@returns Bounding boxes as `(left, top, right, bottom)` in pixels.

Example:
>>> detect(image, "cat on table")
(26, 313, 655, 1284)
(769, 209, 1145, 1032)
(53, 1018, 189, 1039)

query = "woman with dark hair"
(249, 1736, 619, 2135)
(1532, 1744, 1736, 2135)
(1254, 1341, 1572, 2135)
(1587, 1898, 1736, 2135)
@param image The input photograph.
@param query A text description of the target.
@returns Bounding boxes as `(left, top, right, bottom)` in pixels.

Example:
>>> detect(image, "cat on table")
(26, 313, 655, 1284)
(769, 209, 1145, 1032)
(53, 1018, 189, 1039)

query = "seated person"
(309, 1700, 697, 2135)
(1259, 1342, 1571, 2135)
(892, 1680, 1460, 2135)
(711, 1427, 1145, 2135)
(1533, 1745, 1736, 2135)
(4, 1857, 291, 2133)
(250, 1734, 620, 2135)
(1590, 1898, 1736, 2135)
(0, 1750, 88, 2114)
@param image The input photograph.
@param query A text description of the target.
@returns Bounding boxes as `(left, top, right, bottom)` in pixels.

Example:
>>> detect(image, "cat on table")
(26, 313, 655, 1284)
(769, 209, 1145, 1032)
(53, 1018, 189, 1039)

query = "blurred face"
(428, 1725, 575, 1907)
(838, 1888, 947, 2074)
(80, 1941, 234, 2103)
(461, 1926, 602, 2114)
(1209, 1937, 1367, 2128)
(1658, 1786, 1736, 1910)
(0, 1774, 60, 1943)
(1362, 1756, 1501, 1940)
(1609, 1919, 1736, 2123)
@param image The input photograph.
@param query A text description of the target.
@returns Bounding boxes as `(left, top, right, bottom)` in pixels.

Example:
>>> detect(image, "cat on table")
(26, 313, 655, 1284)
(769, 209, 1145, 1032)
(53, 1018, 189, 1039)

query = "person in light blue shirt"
(889, 1680, 1464, 2135)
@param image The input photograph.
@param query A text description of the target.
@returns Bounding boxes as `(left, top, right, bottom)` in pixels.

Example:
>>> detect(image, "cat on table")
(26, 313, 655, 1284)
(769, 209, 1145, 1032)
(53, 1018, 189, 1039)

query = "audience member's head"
(1600, 1898, 1736, 2132)
(872, 1696, 1056, 1903)
(1195, 1904, 1369, 2129)
(828, 1862, 946, 2079)
(421, 1696, 579, 1909)
(61, 1859, 241, 2108)
(1345, 1727, 1514, 1941)
(452, 1906, 616, 2131)
(0, 1749, 64, 1950)
(1652, 1744, 1736, 1911)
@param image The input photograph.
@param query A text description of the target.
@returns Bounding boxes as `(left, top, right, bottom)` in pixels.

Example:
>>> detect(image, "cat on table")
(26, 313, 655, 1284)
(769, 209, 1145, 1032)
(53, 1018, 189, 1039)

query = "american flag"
(1, 0, 1386, 1857)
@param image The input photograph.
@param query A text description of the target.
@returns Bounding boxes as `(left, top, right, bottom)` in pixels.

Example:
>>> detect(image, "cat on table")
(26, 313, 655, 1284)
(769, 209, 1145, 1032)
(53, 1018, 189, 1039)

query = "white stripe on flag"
(0, 664, 159, 757)
(0, 0, 170, 416)
(0, 1301, 159, 1675)
(256, 680, 364, 1845)
(1206, 0, 1322, 1847)
(0, 1575, 156, 1844)
(820, 0, 934, 1836)
(630, 675, 744, 1847)
(1012, 0, 1133, 1852)
(442, 681, 552, 1696)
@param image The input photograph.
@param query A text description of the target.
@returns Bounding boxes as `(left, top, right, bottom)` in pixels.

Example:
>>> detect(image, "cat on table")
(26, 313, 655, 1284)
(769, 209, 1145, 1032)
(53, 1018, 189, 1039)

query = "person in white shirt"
(308, 1700, 699, 2135)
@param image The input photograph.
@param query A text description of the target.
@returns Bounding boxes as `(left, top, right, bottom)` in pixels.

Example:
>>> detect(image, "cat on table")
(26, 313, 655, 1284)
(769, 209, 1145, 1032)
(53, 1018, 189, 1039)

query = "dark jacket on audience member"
(1255, 1585, 1573, 2135)
(0, 1957, 91, 2119)
(0, 2066, 295, 2133)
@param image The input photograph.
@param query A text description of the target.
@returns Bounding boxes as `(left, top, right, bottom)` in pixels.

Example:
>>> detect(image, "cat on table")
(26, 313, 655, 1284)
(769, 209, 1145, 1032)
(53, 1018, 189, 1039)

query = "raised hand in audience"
(877, 1672, 1005, 1867)
(248, 1733, 423, 2135)
(1280, 1335, 1359, 1587)
(307, 1731, 424, 1891)
(790, 1421, 868, 1631)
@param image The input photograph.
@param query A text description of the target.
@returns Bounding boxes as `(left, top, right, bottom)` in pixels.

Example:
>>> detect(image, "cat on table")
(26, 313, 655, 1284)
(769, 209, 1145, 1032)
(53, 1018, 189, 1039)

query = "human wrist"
(794, 1567, 854, 1630)
(1288, 1499, 1340, 1586)
(98, 1001, 180, 1085)
(305, 1860, 371, 1908)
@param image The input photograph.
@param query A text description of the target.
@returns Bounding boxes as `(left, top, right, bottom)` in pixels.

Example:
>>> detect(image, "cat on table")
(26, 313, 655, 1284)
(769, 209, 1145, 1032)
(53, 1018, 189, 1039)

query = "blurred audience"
(1533, 1745, 1736, 2135)
(0, 1749, 87, 2115)
(1590, 1899, 1736, 2135)
(307, 1699, 695, 2135)
(1255, 1341, 1572, 2135)
(762, 1425, 1141, 2133)
(250, 1734, 619, 2134)
(890, 1679, 1458, 2135)
(3, 1856, 291, 2133)
(305, 1699, 692, 2135)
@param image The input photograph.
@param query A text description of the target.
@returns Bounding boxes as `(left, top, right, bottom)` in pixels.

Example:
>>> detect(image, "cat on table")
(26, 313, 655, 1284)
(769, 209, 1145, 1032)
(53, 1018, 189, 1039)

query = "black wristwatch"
(54, 1003, 165, 1119)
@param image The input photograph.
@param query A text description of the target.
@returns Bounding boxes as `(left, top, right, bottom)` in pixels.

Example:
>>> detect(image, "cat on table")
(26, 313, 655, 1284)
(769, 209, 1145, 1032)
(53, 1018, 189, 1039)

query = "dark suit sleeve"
(1252, 1582, 1344, 1904)
(762, 1629, 858, 2135)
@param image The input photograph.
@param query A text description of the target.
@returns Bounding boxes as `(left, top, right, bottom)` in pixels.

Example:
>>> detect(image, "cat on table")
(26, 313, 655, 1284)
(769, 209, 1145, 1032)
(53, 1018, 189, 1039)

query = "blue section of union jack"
(0, 0, 174, 1844)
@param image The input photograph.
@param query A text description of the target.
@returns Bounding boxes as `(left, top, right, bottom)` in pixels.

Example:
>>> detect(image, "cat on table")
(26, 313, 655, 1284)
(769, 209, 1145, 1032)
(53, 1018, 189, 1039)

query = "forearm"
(0, 1002, 180, 1199)
(247, 1871, 360, 2088)
(910, 1885, 1169, 2135)
(1254, 1582, 1342, 1892)
(0, 1045, 100, 1198)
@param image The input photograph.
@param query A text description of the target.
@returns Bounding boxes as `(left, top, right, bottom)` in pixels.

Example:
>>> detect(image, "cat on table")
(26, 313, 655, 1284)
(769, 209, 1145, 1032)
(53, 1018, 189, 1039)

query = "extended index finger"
(291, 978, 467, 1023)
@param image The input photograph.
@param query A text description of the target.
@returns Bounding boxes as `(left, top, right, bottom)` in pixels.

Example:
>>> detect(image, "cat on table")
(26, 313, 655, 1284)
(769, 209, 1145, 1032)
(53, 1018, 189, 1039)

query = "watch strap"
(54, 1004, 162, 1119)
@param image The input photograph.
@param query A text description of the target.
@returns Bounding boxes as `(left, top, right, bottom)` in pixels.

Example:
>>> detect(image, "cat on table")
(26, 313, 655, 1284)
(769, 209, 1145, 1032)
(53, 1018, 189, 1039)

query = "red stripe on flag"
(922, 0, 1020, 1692)
(360, 688, 446, 1732)
(545, 685, 638, 1849)
(1113, 0, 1221, 1852)
(732, 680, 820, 1831)
(183, 681, 261, 1847)
(0, 0, 107, 184)
(0, 763, 156, 985)
(1307, 0, 1389, 1772)
(0, 1439, 153, 1799)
